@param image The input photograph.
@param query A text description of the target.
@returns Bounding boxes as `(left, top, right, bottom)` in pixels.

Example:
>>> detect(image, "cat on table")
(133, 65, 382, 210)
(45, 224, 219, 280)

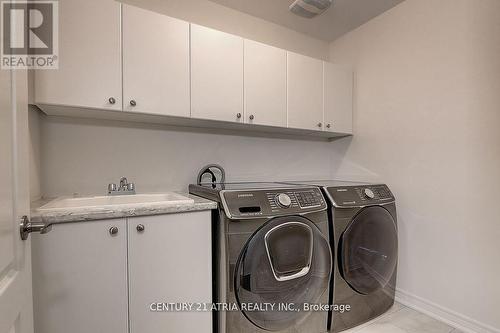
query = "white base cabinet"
(32, 212, 212, 333)
(128, 212, 212, 333)
(32, 219, 129, 333)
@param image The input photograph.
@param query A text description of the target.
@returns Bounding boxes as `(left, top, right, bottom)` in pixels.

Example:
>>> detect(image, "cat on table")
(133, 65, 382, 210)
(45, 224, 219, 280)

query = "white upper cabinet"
(324, 63, 353, 134)
(122, 5, 190, 117)
(287, 52, 324, 131)
(32, 2, 353, 138)
(34, 0, 121, 110)
(191, 24, 244, 122)
(244, 40, 287, 127)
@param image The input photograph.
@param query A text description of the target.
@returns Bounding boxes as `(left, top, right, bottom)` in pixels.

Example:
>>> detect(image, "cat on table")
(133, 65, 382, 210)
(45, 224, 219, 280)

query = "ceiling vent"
(289, 0, 333, 18)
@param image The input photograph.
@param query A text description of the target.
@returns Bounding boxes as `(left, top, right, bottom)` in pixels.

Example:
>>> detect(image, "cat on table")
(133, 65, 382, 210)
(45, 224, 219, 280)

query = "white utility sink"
(37, 193, 194, 211)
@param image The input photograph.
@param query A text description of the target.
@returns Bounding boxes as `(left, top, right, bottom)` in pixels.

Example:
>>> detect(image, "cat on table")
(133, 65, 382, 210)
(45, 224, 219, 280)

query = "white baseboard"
(395, 288, 499, 333)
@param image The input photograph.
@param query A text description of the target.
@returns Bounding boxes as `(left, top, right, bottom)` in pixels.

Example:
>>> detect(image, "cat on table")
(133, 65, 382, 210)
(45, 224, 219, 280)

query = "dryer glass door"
(340, 206, 398, 295)
(234, 216, 331, 331)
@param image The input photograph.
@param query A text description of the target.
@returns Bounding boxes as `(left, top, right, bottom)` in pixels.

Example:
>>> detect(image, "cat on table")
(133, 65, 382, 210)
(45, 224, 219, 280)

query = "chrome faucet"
(108, 177, 136, 195)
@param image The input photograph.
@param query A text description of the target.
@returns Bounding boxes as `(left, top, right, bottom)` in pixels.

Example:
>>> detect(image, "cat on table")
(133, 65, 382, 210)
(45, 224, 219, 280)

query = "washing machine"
(189, 182, 332, 333)
(283, 181, 398, 332)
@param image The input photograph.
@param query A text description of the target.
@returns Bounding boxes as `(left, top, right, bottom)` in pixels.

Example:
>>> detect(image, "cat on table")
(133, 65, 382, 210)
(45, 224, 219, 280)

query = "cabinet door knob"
(109, 226, 119, 236)
(236, 113, 242, 119)
(130, 100, 137, 107)
(317, 122, 323, 128)
(108, 97, 116, 105)
(326, 123, 331, 129)
(136, 224, 145, 233)
(249, 115, 255, 120)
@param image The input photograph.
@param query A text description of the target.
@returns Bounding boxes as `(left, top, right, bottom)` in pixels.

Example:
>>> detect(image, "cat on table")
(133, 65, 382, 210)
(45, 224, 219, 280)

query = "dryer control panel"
(221, 187, 326, 219)
(326, 184, 395, 208)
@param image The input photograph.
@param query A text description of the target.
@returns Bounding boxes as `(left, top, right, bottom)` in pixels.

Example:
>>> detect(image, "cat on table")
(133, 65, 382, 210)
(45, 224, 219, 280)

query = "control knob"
(364, 188, 375, 199)
(275, 193, 292, 208)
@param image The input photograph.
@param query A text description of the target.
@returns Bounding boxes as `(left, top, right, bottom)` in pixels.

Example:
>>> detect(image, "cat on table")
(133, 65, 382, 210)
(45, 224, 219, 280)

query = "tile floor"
(343, 302, 460, 333)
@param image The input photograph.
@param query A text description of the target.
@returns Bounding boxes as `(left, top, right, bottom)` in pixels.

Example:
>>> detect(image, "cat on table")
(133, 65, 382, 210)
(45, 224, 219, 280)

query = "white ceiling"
(208, 0, 405, 42)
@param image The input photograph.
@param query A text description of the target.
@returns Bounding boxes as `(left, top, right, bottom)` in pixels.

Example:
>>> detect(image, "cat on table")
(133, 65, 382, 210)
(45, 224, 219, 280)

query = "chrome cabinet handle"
(130, 100, 137, 107)
(136, 224, 145, 233)
(108, 97, 116, 105)
(20, 215, 52, 241)
(249, 115, 255, 120)
(109, 226, 119, 236)
(317, 122, 323, 128)
(326, 123, 331, 129)
(236, 113, 242, 119)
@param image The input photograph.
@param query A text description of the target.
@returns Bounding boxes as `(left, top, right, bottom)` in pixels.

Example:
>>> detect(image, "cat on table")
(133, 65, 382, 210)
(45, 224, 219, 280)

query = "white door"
(128, 212, 212, 333)
(122, 5, 190, 117)
(244, 40, 287, 127)
(31, 220, 128, 333)
(0, 69, 33, 333)
(287, 52, 324, 131)
(34, 0, 121, 110)
(324, 62, 353, 134)
(191, 24, 243, 122)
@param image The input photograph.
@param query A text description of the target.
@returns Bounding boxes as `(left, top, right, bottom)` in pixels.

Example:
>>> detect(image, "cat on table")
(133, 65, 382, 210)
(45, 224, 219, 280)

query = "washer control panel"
(295, 190, 325, 208)
(275, 193, 292, 208)
(327, 184, 395, 208)
(222, 187, 326, 219)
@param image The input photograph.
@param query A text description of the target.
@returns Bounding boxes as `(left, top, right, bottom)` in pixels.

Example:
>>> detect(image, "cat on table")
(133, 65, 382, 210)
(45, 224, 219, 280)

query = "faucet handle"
(108, 183, 117, 193)
(119, 177, 128, 188)
(127, 183, 135, 192)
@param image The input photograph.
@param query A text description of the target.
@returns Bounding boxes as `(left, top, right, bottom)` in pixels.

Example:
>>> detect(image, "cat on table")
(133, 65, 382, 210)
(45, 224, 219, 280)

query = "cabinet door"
(128, 212, 212, 333)
(324, 63, 353, 134)
(34, 0, 121, 110)
(287, 52, 324, 131)
(123, 5, 190, 116)
(31, 219, 128, 333)
(244, 40, 287, 127)
(191, 24, 243, 122)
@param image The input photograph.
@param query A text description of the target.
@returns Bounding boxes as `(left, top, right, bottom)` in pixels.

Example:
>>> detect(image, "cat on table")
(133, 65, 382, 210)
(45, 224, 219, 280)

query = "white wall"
(329, 0, 500, 331)
(30, 0, 500, 330)
(28, 106, 42, 201)
(38, 114, 337, 197)
(29, 0, 334, 197)
(120, 0, 329, 60)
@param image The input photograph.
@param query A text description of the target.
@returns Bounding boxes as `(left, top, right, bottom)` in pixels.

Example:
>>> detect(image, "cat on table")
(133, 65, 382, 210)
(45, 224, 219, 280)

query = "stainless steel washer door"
(340, 206, 398, 295)
(234, 216, 331, 331)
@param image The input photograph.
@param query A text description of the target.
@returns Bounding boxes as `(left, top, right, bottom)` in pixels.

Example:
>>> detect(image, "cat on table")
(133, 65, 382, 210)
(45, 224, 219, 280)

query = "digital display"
(239, 206, 261, 213)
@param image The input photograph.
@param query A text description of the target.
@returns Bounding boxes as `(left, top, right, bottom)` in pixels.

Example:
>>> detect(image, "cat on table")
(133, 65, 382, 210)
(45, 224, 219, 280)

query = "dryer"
(189, 182, 332, 333)
(284, 181, 398, 332)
